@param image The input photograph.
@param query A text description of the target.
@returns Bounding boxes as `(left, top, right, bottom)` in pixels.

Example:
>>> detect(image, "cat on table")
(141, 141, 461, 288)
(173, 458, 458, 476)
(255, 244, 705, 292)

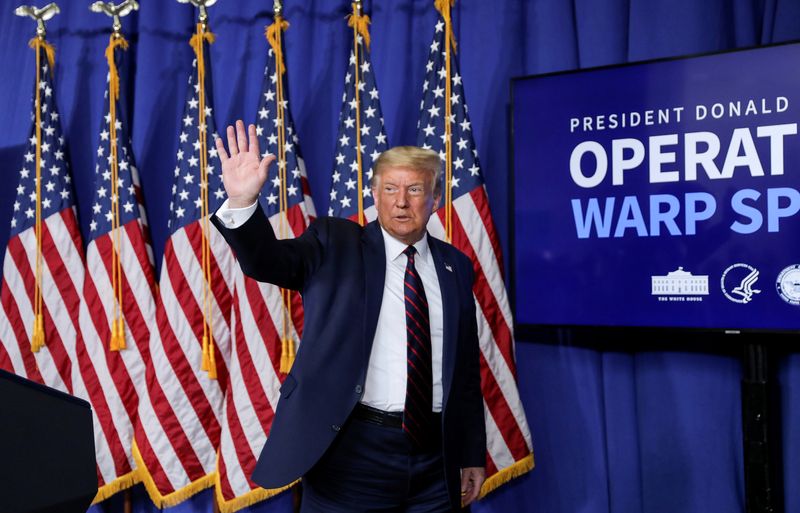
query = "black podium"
(0, 369, 97, 513)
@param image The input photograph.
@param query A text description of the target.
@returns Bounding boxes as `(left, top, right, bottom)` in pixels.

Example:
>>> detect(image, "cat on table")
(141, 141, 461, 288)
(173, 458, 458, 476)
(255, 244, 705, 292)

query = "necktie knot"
(404, 245, 417, 262)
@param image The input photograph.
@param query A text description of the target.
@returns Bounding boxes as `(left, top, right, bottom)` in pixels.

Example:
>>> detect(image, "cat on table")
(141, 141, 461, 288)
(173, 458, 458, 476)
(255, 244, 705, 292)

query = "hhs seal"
(721, 263, 760, 304)
(776, 264, 800, 306)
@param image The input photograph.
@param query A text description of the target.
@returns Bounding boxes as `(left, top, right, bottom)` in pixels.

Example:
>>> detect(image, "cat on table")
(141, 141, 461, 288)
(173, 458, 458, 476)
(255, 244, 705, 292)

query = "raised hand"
(216, 120, 276, 208)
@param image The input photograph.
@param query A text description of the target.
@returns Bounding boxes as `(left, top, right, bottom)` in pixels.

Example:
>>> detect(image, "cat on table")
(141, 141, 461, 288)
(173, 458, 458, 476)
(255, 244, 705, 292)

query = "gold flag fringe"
(478, 454, 534, 498)
(132, 440, 216, 508)
(91, 468, 140, 504)
(215, 472, 299, 513)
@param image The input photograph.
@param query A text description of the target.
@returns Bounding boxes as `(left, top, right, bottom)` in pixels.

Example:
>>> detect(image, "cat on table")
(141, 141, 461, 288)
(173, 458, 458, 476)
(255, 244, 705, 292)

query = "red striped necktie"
(402, 245, 434, 450)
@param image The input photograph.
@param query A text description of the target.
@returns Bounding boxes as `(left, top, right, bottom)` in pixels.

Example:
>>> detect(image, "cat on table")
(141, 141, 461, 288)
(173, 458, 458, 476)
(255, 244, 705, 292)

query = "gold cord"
(191, 23, 218, 379)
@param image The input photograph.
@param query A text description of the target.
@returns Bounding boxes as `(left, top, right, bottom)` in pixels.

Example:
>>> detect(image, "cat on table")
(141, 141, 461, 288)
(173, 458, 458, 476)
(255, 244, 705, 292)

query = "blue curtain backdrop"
(1, 0, 799, 512)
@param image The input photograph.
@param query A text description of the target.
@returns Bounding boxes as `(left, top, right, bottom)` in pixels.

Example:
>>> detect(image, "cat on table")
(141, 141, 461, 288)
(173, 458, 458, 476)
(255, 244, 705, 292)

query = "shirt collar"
(379, 226, 430, 263)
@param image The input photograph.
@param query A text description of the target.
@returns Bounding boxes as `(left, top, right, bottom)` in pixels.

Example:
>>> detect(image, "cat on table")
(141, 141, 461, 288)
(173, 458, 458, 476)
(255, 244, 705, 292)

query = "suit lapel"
(428, 235, 458, 409)
(362, 222, 386, 364)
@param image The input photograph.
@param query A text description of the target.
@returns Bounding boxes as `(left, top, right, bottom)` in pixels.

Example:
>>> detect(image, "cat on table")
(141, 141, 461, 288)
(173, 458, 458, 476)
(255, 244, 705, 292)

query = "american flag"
(134, 35, 234, 507)
(216, 31, 316, 512)
(0, 45, 83, 396)
(417, 15, 534, 492)
(74, 41, 157, 499)
(327, 17, 388, 223)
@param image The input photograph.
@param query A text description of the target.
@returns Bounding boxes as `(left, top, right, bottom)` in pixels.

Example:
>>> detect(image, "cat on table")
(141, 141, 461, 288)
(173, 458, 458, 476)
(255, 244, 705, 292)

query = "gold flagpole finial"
(273, 0, 282, 18)
(15, 3, 60, 39)
(89, 0, 139, 36)
(177, 0, 217, 30)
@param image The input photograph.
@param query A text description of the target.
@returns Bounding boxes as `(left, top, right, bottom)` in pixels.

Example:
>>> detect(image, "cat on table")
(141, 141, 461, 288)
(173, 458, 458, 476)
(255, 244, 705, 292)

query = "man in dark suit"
(212, 121, 486, 511)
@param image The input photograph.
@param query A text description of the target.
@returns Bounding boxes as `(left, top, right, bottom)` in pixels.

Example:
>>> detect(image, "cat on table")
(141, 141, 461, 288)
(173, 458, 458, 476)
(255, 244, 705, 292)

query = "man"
(212, 120, 485, 512)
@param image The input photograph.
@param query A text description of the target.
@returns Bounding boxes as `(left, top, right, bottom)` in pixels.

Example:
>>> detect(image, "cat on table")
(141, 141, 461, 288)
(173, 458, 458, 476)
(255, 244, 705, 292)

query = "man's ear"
(432, 192, 441, 212)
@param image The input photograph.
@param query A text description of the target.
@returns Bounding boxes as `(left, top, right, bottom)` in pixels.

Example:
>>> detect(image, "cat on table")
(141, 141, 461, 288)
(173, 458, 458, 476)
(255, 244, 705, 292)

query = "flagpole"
(434, 0, 457, 243)
(350, 0, 366, 227)
(265, 0, 297, 373)
(14, 2, 61, 353)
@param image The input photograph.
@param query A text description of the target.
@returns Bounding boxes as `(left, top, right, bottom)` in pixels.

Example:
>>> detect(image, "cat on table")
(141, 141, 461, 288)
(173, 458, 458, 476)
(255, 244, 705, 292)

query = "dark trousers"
(301, 415, 453, 512)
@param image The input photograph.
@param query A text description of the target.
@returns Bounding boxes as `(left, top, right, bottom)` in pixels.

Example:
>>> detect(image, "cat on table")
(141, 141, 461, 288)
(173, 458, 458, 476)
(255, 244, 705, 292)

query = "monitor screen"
(512, 43, 800, 332)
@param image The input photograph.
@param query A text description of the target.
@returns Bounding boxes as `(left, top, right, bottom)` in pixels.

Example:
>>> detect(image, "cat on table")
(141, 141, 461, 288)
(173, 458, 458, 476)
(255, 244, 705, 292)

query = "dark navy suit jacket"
(212, 205, 486, 510)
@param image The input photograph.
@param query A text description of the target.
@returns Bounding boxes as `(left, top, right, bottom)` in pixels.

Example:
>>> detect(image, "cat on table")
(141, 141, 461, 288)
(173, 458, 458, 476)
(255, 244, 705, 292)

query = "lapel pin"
(445, 264, 453, 272)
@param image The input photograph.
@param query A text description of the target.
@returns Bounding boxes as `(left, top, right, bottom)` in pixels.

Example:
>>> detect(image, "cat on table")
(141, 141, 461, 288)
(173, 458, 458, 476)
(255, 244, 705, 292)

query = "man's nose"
(396, 190, 409, 207)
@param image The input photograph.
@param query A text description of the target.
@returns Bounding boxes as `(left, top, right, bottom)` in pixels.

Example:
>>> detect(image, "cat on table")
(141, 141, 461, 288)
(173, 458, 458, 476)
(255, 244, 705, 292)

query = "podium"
(0, 369, 97, 513)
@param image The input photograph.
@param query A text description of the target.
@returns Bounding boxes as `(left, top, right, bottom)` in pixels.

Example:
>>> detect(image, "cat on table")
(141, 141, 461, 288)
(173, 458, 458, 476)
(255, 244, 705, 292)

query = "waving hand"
(215, 120, 276, 208)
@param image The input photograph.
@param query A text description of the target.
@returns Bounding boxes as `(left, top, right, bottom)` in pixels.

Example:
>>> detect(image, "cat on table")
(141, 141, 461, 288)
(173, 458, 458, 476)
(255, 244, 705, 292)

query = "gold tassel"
(31, 314, 45, 353)
(201, 334, 210, 372)
(115, 317, 126, 350)
(286, 338, 296, 371)
(110, 318, 120, 352)
(280, 338, 295, 373)
(265, 17, 290, 76)
(347, 3, 372, 49)
(207, 338, 217, 380)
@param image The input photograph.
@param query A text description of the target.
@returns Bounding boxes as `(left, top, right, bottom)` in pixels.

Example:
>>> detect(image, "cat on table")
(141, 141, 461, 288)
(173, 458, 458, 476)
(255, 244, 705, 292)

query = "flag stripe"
(0, 271, 41, 381)
(447, 205, 515, 374)
(42, 216, 93, 391)
(161, 242, 223, 441)
(74, 328, 132, 480)
(243, 277, 283, 376)
(469, 187, 506, 276)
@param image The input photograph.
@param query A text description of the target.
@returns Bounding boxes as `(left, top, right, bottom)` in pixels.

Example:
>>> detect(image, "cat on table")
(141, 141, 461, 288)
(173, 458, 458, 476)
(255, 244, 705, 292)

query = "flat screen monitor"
(512, 43, 800, 333)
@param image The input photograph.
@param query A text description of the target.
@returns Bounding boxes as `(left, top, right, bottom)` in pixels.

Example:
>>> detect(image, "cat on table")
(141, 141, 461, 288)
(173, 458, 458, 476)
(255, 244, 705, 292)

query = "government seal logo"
(721, 263, 760, 304)
(776, 264, 800, 306)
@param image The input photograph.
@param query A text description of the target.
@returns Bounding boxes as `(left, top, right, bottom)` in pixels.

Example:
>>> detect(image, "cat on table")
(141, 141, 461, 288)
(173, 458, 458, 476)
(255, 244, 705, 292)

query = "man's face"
(372, 166, 440, 245)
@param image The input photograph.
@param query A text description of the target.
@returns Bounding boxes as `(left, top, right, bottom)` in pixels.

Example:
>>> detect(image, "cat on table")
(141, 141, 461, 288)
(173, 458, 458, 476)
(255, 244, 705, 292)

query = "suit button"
(354, 385, 362, 394)
(331, 424, 340, 432)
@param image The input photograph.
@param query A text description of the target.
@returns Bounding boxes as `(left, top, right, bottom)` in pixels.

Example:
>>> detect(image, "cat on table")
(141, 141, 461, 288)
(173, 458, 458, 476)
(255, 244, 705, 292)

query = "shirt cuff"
(215, 198, 258, 229)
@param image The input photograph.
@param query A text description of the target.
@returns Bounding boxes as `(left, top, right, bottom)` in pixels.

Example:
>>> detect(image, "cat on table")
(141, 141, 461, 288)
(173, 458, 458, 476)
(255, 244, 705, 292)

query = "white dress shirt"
(215, 200, 445, 412)
(361, 227, 444, 413)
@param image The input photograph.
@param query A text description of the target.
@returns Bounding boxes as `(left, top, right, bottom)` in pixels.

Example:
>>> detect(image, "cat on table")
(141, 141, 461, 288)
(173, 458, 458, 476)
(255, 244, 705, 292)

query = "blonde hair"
(371, 146, 442, 197)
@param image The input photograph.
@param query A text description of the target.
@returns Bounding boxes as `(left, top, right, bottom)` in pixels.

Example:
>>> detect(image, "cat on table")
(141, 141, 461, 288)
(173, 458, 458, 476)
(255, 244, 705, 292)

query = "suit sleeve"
(211, 203, 324, 291)
(459, 261, 487, 469)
